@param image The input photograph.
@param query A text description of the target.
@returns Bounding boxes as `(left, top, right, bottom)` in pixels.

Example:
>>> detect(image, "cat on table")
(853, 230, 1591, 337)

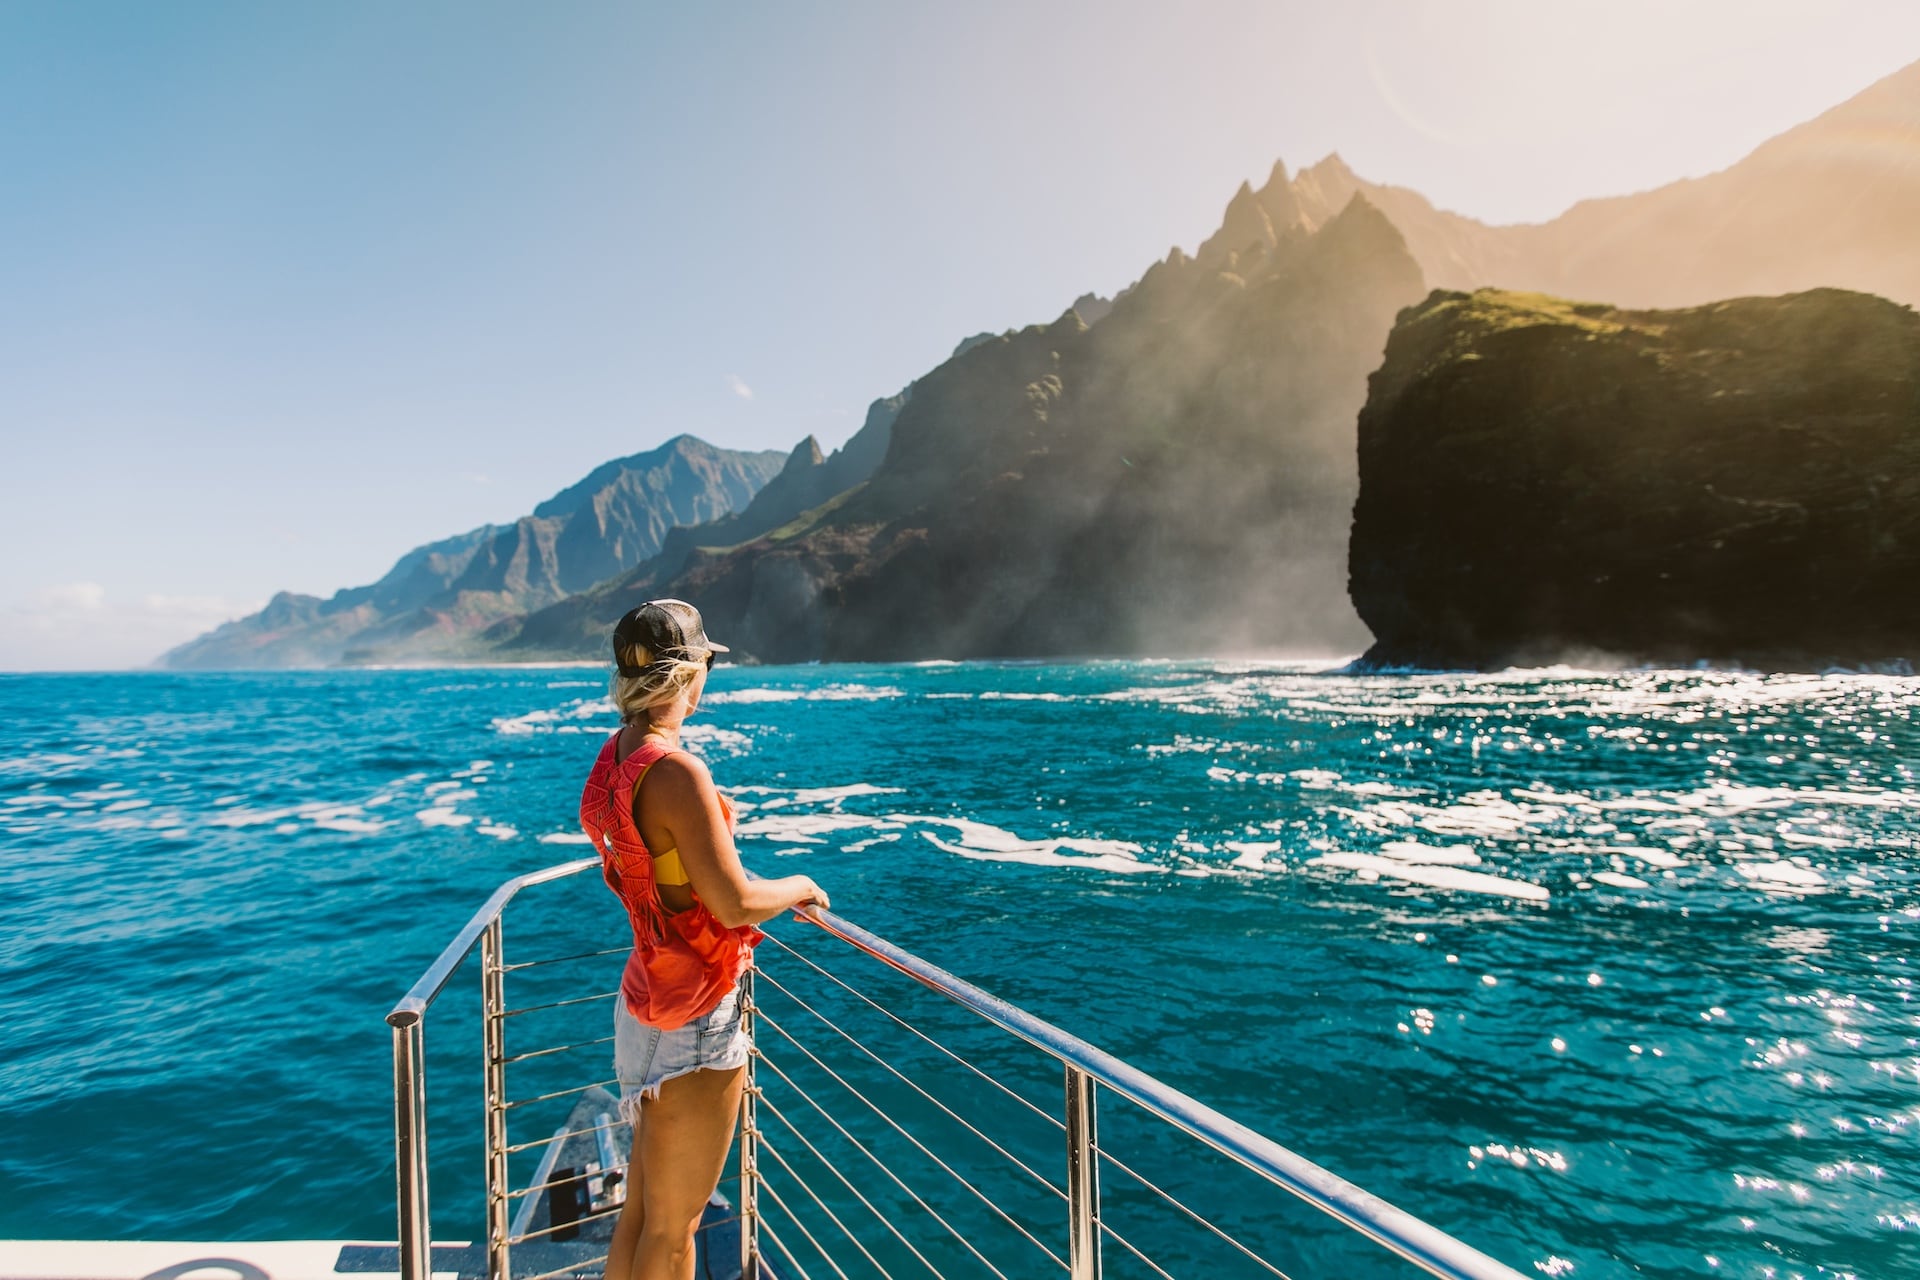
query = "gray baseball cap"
(612, 598, 729, 676)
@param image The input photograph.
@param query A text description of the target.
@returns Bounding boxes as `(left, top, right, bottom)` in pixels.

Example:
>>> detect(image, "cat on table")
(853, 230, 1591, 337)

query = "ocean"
(1, 662, 1915, 1278)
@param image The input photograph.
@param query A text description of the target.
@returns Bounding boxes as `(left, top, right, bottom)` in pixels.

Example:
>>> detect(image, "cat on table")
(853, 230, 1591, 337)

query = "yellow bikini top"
(630, 757, 694, 887)
(652, 844, 691, 887)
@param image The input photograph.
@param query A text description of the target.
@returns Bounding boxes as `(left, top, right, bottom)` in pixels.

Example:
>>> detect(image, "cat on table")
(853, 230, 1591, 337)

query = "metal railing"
(386, 860, 1529, 1280)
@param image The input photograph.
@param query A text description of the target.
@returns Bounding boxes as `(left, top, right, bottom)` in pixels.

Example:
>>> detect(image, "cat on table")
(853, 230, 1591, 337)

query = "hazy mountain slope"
(160, 435, 785, 669)
(1287, 57, 1920, 307)
(507, 193, 1424, 664)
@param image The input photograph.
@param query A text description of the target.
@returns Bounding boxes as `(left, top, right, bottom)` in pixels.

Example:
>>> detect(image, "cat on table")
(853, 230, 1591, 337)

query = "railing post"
(1065, 1064, 1102, 1280)
(739, 964, 762, 1280)
(391, 1012, 431, 1280)
(482, 917, 511, 1280)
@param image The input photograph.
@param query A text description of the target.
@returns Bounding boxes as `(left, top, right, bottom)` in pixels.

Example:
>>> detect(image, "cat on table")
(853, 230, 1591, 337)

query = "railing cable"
(503, 1115, 621, 1155)
(507, 1201, 623, 1245)
(496, 1034, 616, 1066)
(758, 1130, 901, 1280)
(1100, 1146, 1296, 1280)
(503, 990, 620, 1018)
(756, 967, 1067, 1201)
(1100, 1218, 1179, 1280)
(763, 933, 1064, 1133)
(501, 944, 627, 972)
(507, 1159, 629, 1204)
(758, 1216, 818, 1280)
(757, 1168, 857, 1280)
(757, 1010, 1064, 1273)
(503, 1077, 621, 1111)
(756, 1085, 951, 1280)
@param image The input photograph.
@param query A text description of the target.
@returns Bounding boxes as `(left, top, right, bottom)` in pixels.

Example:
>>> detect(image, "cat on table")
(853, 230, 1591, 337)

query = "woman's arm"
(641, 752, 829, 927)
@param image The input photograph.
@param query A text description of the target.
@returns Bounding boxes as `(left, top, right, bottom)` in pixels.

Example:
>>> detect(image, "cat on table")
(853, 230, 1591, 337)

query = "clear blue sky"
(5, 0, 1919, 670)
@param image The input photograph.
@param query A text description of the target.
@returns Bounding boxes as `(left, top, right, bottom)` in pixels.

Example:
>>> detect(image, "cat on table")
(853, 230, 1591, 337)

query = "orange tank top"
(578, 731, 762, 1030)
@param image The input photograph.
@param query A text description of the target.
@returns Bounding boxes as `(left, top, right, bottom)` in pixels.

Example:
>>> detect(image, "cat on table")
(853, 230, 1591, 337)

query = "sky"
(4, 0, 1919, 671)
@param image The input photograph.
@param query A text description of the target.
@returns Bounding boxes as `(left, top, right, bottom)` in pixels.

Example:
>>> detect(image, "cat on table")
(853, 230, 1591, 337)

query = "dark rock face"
(1349, 288, 1920, 671)
(160, 435, 786, 668)
(551, 192, 1427, 665)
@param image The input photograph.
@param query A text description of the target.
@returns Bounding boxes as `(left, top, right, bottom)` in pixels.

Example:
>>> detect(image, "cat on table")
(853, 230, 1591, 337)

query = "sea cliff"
(1349, 287, 1920, 670)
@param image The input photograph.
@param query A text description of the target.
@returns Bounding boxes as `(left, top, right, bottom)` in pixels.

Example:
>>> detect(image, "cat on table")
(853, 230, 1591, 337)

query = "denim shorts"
(612, 983, 750, 1122)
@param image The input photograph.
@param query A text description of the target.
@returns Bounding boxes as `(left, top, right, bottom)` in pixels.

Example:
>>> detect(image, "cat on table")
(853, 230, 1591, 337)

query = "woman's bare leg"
(629, 1065, 746, 1280)
(605, 1119, 648, 1280)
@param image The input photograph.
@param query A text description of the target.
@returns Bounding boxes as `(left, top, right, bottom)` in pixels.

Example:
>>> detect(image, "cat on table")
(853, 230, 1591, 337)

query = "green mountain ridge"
(158, 435, 787, 669)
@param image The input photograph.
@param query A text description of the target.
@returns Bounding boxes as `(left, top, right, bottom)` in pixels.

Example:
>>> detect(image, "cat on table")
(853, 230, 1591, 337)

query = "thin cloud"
(726, 374, 754, 401)
(38, 581, 107, 613)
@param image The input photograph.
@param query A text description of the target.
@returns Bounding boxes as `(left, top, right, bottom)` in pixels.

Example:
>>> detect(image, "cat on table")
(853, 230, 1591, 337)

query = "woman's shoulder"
(646, 748, 714, 790)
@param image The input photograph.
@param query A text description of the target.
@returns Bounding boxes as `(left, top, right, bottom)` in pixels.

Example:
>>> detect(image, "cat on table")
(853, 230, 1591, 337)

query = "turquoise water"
(2, 662, 1917, 1278)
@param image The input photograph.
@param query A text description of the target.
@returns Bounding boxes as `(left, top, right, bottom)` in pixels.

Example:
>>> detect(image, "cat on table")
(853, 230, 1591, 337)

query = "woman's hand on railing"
(787, 875, 830, 915)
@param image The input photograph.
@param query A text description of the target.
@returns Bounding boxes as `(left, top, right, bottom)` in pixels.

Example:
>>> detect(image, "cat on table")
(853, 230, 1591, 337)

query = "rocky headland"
(1349, 287, 1920, 671)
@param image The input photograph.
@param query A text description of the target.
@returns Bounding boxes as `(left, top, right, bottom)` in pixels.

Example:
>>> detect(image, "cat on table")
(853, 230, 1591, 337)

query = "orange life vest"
(578, 731, 762, 1030)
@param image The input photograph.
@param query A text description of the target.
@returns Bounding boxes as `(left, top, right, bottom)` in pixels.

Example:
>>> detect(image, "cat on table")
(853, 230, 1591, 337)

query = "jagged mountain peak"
(1197, 180, 1279, 265)
(781, 435, 826, 474)
(533, 433, 725, 519)
(1302, 152, 1354, 182)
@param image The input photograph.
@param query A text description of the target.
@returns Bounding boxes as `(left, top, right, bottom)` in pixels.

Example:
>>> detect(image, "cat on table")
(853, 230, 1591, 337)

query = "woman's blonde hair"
(609, 642, 708, 725)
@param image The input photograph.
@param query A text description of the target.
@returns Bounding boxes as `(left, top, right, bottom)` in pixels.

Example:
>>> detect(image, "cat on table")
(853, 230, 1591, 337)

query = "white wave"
(1614, 845, 1684, 869)
(417, 808, 474, 828)
(1591, 871, 1651, 889)
(303, 804, 389, 834)
(1224, 841, 1287, 871)
(703, 684, 904, 705)
(209, 806, 301, 828)
(731, 783, 903, 813)
(736, 813, 900, 845)
(491, 697, 616, 735)
(1736, 860, 1827, 891)
(1311, 850, 1550, 902)
(919, 829, 1164, 874)
(476, 823, 518, 840)
(538, 832, 596, 845)
(0, 748, 142, 777)
(1378, 839, 1482, 866)
(976, 691, 1075, 702)
(680, 724, 753, 756)
(312, 816, 388, 834)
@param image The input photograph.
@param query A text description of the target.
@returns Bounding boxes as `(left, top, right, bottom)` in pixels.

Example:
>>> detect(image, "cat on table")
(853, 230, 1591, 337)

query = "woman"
(578, 599, 829, 1280)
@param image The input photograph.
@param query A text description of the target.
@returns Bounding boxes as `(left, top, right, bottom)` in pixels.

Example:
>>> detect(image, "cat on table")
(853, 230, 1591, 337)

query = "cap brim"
(705, 640, 730, 653)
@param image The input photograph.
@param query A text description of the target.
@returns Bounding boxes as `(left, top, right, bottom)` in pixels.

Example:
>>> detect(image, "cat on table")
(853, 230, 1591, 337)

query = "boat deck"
(5, 1092, 747, 1280)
